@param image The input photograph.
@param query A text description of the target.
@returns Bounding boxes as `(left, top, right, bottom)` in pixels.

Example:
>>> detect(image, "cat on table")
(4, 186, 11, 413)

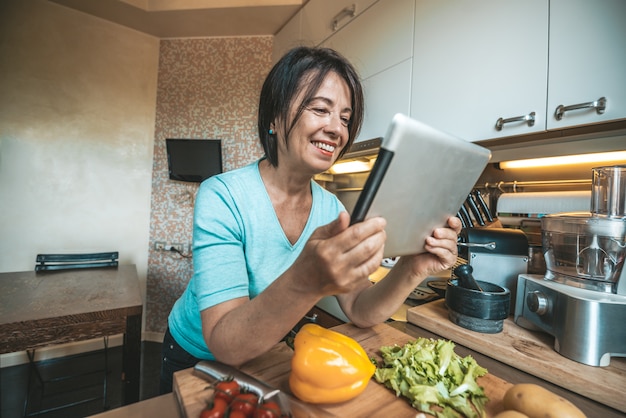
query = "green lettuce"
(374, 338, 488, 418)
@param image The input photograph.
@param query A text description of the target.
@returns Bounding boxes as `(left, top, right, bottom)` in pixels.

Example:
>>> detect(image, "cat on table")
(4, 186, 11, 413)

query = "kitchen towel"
(496, 191, 591, 217)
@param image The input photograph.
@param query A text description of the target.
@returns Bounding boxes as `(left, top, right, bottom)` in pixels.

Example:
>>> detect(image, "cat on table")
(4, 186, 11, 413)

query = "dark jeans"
(159, 327, 201, 394)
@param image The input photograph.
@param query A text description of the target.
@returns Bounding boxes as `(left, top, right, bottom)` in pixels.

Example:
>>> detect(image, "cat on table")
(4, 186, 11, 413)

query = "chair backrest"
(35, 252, 119, 272)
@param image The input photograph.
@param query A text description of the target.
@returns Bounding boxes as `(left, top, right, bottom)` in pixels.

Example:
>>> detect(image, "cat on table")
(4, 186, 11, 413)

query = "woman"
(160, 46, 461, 393)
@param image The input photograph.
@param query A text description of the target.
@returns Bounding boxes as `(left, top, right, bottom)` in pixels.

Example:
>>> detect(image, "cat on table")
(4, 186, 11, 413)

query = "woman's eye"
(306, 105, 350, 127)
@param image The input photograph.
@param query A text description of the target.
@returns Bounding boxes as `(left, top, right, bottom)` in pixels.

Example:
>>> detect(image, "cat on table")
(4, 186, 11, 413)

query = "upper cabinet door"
(547, 0, 626, 130)
(301, 0, 379, 47)
(272, 9, 304, 63)
(321, 0, 414, 141)
(273, 0, 379, 64)
(321, 0, 414, 80)
(410, 0, 548, 142)
(360, 59, 413, 142)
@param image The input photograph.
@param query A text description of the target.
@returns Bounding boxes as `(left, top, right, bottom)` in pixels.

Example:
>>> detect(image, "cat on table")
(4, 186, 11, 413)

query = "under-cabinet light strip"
(500, 151, 626, 169)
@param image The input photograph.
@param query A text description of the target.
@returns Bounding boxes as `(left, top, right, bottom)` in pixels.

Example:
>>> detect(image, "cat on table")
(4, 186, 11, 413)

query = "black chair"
(25, 252, 119, 416)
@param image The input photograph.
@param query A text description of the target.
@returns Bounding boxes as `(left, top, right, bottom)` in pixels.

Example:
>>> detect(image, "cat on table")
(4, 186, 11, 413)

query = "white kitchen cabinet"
(411, 0, 626, 142)
(272, 0, 379, 63)
(321, 0, 414, 80)
(321, 0, 414, 141)
(547, 0, 626, 130)
(410, 0, 549, 142)
(360, 59, 413, 141)
(301, 0, 379, 47)
(272, 9, 304, 63)
(276, 0, 625, 144)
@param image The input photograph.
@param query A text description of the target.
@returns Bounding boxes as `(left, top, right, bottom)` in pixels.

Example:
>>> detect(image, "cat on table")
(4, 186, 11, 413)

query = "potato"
(494, 411, 529, 418)
(503, 383, 586, 418)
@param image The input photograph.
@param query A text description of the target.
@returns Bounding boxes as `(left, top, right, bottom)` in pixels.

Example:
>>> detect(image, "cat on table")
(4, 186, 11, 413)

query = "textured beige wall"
(146, 37, 272, 334)
(0, 0, 159, 302)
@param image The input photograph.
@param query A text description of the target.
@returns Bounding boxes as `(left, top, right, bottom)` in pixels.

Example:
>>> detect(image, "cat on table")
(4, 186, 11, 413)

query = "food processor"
(515, 165, 626, 367)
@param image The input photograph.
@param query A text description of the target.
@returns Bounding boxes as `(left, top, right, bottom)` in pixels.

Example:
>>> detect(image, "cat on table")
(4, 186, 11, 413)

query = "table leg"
(122, 313, 142, 405)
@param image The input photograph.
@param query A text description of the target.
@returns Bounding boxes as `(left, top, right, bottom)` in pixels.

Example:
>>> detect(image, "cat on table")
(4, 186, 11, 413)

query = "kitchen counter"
(92, 319, 624, 418)
(391, 321, 625, 418)
(406, 299, 626, 412)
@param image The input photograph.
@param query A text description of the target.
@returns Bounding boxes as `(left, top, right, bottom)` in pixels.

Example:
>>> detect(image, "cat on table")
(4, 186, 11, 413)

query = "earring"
(268, 129, 274, 135)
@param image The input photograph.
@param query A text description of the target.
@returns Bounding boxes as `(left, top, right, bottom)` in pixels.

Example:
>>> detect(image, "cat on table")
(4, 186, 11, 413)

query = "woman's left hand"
(399, 216, 462, 278)
(338, 216, 462, 327)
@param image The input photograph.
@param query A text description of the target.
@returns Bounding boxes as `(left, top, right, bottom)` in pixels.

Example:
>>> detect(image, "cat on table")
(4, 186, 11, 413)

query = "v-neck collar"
(255, 160, 315, 249)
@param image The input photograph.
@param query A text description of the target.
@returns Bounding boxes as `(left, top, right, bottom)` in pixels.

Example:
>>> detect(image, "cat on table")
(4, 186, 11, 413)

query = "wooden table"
(0, 265, 143, 404)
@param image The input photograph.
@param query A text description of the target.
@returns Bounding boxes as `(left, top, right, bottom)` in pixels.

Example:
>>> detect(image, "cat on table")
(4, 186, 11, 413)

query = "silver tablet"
(350, 114, 491, 257)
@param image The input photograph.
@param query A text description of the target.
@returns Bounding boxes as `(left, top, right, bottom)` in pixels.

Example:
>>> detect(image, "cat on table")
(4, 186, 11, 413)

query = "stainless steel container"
(541, 213, 626, 293)
(591, 165, 626, 218)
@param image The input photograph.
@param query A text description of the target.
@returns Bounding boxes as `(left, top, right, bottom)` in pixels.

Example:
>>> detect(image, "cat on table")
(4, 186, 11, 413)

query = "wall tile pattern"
(146, 37, 272, 333)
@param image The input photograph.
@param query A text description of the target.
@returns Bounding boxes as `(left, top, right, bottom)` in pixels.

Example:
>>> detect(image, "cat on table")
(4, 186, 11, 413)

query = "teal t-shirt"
(168, 160, 344, 359)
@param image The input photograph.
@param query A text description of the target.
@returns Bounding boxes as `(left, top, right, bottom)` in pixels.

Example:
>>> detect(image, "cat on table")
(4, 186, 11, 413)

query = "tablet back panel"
(351, 114, 491, 257)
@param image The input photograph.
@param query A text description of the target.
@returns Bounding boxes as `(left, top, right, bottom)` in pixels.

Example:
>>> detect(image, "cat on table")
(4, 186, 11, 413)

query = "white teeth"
(313, 141, 335, 152)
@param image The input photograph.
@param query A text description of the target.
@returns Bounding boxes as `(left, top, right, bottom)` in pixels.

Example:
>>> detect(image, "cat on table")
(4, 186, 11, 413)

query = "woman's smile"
(311, 140, 336, 155)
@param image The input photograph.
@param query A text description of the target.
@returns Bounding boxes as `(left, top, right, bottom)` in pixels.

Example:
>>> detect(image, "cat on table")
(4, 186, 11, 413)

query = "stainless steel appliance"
(515, 166, 626, 367)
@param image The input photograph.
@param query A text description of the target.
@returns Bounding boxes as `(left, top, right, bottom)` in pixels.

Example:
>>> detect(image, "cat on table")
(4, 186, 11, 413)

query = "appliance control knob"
(526, 291, 549, 315)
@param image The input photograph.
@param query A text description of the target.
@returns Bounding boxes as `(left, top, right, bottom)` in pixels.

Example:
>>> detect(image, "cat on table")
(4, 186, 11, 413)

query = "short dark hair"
(258, 47, 364, 167)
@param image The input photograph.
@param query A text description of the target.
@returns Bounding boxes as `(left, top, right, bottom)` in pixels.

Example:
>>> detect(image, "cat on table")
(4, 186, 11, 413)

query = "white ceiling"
(49, 0, 306, 38)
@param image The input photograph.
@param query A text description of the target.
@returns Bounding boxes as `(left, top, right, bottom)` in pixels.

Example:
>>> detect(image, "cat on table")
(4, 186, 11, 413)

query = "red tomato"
(214, 379, 241, 403)
(230, 392, 259, 417)
(254, 401, 281, 418)
(199, 397, 228, 418)
(199, 407, 223, 418)
(228, 411, 248, 418)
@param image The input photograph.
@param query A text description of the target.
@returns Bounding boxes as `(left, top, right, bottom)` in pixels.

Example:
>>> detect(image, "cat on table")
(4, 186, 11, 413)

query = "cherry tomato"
(199, 397, 228, 418)
(199, 410, 222, 418)
(228, 411, 248, 418)
(254, 400, 281, 418)
(230, 392, 259, 417)
(214, 378, 241, 403)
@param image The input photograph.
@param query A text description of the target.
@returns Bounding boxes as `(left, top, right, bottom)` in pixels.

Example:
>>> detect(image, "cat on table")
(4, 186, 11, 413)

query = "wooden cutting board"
(174, 322, 512, 418)
(407, 299, 626, 412)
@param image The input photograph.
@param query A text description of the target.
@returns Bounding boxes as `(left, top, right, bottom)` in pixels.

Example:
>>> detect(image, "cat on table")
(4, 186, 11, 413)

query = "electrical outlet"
(154, 241, 166, 251)
(170, 243, 186, 253)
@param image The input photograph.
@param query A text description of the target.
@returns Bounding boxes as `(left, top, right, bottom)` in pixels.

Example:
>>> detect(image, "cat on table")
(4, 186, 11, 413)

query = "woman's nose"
(323, 112, 344, 136)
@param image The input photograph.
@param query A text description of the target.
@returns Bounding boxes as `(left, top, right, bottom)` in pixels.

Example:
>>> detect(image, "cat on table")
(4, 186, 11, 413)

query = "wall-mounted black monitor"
(166, 139, 223, 182)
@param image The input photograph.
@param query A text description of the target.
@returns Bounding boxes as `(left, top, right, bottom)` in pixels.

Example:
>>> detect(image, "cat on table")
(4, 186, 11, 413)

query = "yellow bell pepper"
(289, 323, 375, 404)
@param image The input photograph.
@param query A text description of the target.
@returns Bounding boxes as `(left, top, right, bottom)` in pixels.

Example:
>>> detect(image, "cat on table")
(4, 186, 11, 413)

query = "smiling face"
(258, 47, 364, 168)
(275, 71, 352, 176)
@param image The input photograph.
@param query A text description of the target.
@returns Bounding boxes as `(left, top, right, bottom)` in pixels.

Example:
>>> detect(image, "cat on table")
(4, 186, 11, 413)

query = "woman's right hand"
(292, 211, 386, 296)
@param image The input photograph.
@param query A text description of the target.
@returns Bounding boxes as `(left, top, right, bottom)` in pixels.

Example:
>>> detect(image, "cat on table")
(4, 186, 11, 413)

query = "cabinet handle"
(495, 112, 535, 131)
(332, 4, 357, 31)
(554, 96, 606, 121)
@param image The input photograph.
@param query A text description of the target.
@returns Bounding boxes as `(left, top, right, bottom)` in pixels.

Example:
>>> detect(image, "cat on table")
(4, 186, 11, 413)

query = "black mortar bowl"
(445, 279, 511, 334)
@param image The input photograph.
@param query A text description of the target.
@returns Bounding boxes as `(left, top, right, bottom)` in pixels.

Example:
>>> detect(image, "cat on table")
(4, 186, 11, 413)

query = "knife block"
(457, 228, 528, 312)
